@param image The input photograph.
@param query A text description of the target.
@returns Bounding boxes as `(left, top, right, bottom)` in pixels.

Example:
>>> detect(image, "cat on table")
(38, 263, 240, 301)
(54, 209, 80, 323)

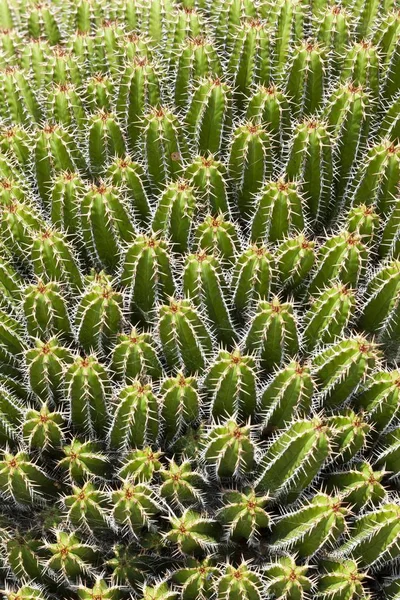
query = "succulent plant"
(0, 1, 399, 600)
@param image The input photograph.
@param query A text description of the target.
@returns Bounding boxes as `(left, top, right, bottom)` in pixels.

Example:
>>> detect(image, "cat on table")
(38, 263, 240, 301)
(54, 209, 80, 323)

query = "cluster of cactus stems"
(0, 0, 400, 599)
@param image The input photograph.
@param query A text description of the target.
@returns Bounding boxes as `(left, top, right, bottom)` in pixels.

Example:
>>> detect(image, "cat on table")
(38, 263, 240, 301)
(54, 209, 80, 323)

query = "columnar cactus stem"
(231, 244, 274, 316)
(286, 118, 333, 225)
(326, 461, 386, 509)
(160, 372, 200, 443)
(25, 338, 73, 403)
(276, 234, 315, 292)
(303, 283, 356, 351)
(229, 122, 273, 219)
(227, 18, 272, 108)
(81, 183, 135, 272)
(308, 230, 368, 296)
(111, 329, 163, 382)
(116, 57, 161, 151)
(158, 298, 212, 374)
(152, 179, 197, 254)
(106, 155, 151, 226)
(65, 355, 110, 438)
(218, 488, 270, 542)
(204, 348, 257, 420)
(312, 336, 379, 407)
(203, 419, 255, 479)
(121, 234, 175, 324)
(173, 37, 221, 109)
(256, 418, 332, 501)
(143, 106, 188, 191)
(264, 556, 313, 600)
(184, 155, 230, 216)
(75, 271, 123, 354)
(50, 171, 86, 242)
(286, 41, 326, 119)
(183, 250, 236, 346)
(194, 214, 240, 265)
(246, 85, 290, 160)
(324, 82, 370, 201)
(251, 179, 305, 244)
(317, 559, 369, 600)
(339, 503, 400, 568)
(185, 77, 231, 155)
(358, 260, 400, 354)
(109, 380, 159, 449)
(244, 297, 299, 373)
(269, 492, 348, 556)
(260, 360, 313, 430)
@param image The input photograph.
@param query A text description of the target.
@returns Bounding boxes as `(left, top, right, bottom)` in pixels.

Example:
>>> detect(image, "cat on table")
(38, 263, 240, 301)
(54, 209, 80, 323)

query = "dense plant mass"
(0, 0, 400, 598)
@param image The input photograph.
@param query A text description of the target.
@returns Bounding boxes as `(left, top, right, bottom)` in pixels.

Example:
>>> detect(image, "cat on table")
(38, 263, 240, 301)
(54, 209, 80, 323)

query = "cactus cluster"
(0, 0, 400, 599)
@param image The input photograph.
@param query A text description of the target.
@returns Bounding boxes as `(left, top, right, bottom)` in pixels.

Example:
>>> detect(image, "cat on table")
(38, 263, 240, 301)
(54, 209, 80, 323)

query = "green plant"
(0, 1, 399, 599)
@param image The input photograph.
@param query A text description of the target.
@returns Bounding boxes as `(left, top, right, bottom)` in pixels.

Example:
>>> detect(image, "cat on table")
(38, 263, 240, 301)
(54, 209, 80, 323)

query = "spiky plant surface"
(0, 0, 400, 599)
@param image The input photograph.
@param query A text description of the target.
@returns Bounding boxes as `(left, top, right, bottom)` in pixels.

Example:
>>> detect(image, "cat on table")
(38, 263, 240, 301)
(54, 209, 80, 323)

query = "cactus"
(328, 409, 370, 463)
(109, 380, 159, 450)
(121, 233, 175, 324)
(81, 183, 135, 272)
(358, 260, 400, 356)
(65, 355, 110, 438)
(215, 561, 263, 600)
(339, 502, 400, 568)
(308, 230, 368, 296)
(202, 419, 256, 479)
(160, 457, 205, 506)
(276, 234, 316, 292)
(269, 492, 348, 556)
(0, 450, 56, 504)
(317, 559, 369, 600)
(63, 481, 111, 532)
(22, 404, 64, 450)
(229, 121, 273, 219)
(75, 271, 123, 354)
(326, 461, 386, 509)
(355, 368, 400, 431)
(184, 154, 230, 216)
(106, 155, 151, 226)
(203, 348, 257, 420)
(111, 479, 162, 535)
(111, 329, 163, 382)
(312, 336, 378, 407)
(251, 179, 304, 244)
(45, 530, 100, 581)
(264, 556, 313, 600)
(218, 488, 270, 543)
(118, 447, 162, 482)
(286, 118, 333, 226)
(183, 250, 236, 346)
(259, 360, 313, 430)
(185, 77, 231, 155)
(303, 283, 356, 351)
(256, 418, 332, 501)
(231, 244, 274, 316)
(172, 557, 218, 600)
(0, 0, 399, 598)
(152, 179, 197, 254)
(164, 509, 219, 555)
(375, 427, 400, 477)
(193, 214, 240, 265)
(25, 338, 73, 403)
(58, 439, 110, 483)
(244, 297, 299, 373)
(143, 106, 188, 191)
(23, 280, 72, 342)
